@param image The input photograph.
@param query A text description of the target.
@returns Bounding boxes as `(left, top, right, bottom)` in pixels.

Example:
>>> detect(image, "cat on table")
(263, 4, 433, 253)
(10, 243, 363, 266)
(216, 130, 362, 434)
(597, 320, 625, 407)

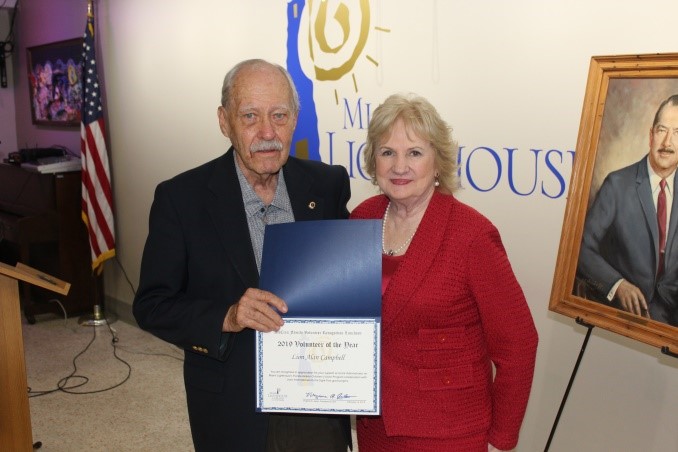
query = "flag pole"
(78, 294, 117, 326)
(78, 0, 117, 327)
(78, 268, 117, 326)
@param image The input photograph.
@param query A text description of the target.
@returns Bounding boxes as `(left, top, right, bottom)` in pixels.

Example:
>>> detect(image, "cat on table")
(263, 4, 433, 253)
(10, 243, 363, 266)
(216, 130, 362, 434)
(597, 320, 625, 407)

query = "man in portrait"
(577, 94, 678, 327)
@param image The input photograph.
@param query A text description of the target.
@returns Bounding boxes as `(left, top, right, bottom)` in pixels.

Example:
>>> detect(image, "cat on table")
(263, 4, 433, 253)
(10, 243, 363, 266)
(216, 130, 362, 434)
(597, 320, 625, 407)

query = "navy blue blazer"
(578, 155, 678, 326)
(133, 148, 352, 450)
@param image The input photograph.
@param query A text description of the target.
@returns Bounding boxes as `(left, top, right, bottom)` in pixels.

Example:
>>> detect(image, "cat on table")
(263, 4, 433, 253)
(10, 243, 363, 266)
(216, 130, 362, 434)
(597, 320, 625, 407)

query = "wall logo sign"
(286, 0, 377, 162)
(285, 0, 572, 199)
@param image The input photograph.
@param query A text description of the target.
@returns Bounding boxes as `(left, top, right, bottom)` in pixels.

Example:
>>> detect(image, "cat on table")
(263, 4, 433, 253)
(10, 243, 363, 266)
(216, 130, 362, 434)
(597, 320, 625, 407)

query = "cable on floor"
(28, 318, 131, 397)
(27, 254, 182, 397)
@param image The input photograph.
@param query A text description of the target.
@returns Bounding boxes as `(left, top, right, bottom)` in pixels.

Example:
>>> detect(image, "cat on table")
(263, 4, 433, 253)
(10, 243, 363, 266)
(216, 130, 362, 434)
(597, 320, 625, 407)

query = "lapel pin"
(308, 201, 316, 209)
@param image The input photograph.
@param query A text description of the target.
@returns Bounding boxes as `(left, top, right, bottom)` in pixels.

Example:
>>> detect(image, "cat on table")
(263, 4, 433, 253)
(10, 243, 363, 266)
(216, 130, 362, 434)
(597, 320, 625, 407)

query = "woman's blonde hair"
(363, 93, 460, 194)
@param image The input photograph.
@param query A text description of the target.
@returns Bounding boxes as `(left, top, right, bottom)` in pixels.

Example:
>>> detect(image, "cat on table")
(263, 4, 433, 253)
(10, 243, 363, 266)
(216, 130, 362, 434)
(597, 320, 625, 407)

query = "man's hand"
(615, 280, 649, 316)
(222, 288, 288, 333)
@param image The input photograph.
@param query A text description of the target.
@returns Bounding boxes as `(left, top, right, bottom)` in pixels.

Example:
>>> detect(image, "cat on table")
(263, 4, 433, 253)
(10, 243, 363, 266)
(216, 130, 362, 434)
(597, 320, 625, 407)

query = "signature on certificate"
(305, 392, 356, 400)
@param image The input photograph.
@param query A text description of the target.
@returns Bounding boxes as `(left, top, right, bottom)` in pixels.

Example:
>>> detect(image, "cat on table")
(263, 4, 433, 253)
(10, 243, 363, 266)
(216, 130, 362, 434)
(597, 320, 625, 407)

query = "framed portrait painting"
(550, 53, 678, 354)
(27, 38, 83, 127)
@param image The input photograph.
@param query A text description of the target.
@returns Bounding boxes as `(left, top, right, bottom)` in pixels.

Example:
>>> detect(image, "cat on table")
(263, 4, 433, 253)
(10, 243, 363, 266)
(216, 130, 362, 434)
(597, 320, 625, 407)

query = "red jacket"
(351, 192, 538, 450)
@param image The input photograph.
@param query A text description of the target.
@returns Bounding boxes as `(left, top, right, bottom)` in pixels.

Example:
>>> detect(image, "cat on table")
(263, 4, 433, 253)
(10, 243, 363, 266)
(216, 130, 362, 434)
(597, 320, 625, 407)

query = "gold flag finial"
(87, 0, 93, 17)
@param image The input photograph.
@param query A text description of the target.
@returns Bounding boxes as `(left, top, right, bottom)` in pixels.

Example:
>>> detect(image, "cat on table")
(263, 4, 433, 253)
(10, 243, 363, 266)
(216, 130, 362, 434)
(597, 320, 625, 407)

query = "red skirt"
(357, 415, 488, 452)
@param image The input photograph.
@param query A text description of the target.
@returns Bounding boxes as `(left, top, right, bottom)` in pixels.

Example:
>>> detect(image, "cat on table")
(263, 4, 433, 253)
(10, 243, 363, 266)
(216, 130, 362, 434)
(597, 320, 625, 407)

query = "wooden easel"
(0, 261, 70, 451)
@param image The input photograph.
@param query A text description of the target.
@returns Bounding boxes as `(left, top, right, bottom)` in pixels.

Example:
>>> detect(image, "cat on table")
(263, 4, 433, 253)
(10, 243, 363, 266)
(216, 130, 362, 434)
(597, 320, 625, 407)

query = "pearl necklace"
(382, 201, 417, 256)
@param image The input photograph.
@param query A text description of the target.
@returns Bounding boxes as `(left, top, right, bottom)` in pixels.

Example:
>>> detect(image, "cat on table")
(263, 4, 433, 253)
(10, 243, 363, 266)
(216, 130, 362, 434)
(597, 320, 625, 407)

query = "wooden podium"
(0, 261, 70, 451)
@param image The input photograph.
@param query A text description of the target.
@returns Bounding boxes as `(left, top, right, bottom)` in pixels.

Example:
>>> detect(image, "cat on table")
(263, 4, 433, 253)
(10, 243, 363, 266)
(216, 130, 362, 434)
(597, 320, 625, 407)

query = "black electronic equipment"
(6, 152, 22, 165)
(15, 147, 67, 163)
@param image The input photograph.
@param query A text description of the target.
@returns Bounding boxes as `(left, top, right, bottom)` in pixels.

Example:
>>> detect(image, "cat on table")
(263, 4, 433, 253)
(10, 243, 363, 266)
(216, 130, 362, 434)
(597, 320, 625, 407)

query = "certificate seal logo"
(268, 387, 287, 402)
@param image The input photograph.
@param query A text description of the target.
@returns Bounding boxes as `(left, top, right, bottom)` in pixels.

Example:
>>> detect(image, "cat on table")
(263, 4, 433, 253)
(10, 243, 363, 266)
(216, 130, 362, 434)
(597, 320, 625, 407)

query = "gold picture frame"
(549, 53, 678, 353)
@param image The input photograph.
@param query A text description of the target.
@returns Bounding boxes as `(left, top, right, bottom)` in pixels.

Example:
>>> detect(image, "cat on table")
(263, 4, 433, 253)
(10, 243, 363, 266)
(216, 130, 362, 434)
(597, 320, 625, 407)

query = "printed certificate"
(256, 318, 380, 414)
(256, 220, 382, 415)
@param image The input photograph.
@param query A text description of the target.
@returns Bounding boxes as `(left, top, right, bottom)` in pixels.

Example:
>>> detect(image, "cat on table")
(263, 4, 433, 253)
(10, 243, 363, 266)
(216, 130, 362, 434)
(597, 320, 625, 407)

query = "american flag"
(81, 3, 115, 271)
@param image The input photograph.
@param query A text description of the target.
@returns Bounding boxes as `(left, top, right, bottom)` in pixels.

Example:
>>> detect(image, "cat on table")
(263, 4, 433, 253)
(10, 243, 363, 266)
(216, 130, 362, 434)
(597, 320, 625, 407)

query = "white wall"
(94, 1, 677, 451)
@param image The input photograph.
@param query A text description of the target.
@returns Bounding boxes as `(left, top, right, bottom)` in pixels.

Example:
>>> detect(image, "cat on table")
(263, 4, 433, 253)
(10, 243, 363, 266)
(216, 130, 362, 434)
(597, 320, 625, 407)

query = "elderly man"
(578, 94, 678, 327)
(134, 59, 352, 451)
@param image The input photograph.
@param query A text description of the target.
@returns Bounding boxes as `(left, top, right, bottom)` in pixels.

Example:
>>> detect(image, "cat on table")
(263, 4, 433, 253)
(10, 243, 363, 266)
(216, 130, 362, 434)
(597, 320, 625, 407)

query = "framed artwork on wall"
(550, 53, 678, 354)
(27, 38, 83, 127)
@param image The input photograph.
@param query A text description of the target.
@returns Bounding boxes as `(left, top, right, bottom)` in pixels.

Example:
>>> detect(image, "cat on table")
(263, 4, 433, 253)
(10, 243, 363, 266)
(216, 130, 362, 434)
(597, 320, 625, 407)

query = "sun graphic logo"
(286, 0, 389, 162)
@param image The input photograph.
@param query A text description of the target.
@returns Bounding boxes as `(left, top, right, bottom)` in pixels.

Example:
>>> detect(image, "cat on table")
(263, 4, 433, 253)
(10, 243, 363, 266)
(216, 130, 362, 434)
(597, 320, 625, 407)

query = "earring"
(434, 176, 440, 187)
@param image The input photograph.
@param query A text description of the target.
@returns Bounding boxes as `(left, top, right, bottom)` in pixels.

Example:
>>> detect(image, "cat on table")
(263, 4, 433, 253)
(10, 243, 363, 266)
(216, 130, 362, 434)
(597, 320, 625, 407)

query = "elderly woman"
(351, 93, 538, 451)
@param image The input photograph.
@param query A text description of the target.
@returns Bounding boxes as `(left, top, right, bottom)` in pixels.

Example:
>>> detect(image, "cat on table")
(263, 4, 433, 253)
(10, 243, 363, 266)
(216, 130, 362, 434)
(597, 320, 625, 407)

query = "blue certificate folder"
(257, 219, 382, 415)
(259, 219, 382, 318)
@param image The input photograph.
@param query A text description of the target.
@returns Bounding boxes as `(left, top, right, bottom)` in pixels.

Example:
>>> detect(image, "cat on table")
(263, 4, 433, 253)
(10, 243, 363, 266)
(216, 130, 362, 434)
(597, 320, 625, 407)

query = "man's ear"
(217, 106, 230, 138)
(292, 112, 299, 130)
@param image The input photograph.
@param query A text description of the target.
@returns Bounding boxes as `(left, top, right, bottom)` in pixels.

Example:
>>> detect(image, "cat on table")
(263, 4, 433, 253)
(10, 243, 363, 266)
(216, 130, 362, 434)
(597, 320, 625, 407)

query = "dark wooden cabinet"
(0, 164, 101, 322)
